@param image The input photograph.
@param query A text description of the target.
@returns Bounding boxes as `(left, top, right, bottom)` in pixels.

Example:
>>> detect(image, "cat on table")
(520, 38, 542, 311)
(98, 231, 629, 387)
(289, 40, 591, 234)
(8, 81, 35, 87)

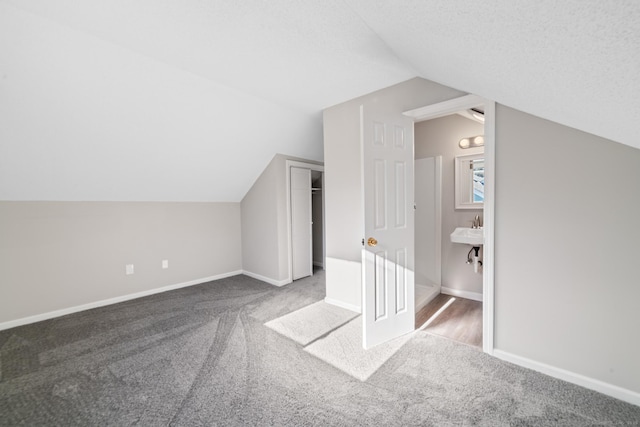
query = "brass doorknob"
(367, 237, 378, 247)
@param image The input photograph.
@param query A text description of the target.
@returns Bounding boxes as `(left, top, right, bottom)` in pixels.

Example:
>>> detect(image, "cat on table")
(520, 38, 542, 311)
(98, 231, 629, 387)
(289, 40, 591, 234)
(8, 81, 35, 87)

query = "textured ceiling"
(345, 0, 640, 151)
(1, 0, 638, 201)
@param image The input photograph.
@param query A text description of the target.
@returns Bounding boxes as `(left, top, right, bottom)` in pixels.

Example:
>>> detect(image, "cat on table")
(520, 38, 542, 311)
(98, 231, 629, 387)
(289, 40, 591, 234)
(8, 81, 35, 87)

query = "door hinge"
(362, 238, 365, 247)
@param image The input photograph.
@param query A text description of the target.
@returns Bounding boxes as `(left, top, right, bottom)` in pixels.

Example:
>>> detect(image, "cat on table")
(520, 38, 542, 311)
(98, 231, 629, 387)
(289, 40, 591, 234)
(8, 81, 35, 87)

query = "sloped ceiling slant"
(345, 0, 640, 150)
(1, 0, 638, 202)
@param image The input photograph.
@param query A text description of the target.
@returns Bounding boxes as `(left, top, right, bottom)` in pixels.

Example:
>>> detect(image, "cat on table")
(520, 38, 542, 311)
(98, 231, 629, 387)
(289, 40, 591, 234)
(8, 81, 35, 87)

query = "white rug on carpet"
(264, 301, 358, 346)
(304, 317, 413, 381)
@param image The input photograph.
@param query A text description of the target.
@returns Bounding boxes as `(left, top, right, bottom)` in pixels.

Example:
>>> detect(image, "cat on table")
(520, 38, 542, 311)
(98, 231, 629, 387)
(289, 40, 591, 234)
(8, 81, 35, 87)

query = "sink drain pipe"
(466, 246, 483, 273)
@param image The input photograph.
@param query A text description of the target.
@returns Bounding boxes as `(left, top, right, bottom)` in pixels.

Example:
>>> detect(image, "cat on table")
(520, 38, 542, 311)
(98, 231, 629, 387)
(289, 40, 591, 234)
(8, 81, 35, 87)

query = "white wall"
(0, 201, 242, 326)
(241, 155, 284, 283)
(494, 106, 640, 396)
(323, 78, 465, 310)
(415, 115, 484, 296)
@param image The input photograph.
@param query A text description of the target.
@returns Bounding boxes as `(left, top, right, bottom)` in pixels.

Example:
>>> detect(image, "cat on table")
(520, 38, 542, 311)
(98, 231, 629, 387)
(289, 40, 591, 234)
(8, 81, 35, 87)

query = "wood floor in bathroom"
(415, 293, 483, 348)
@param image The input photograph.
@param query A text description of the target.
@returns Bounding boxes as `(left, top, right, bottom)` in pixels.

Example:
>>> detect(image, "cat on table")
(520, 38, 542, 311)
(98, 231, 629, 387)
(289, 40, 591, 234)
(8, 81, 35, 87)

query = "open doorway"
(358, 94, 494, 351)
(413, 109, 485, 348)
(404, 95, 495, 354)
(287, 160, 325, 282)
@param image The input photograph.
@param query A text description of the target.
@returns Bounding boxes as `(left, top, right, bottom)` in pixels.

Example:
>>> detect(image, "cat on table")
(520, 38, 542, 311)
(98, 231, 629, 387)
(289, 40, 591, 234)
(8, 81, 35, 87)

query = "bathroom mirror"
(455, 153, 484, 209)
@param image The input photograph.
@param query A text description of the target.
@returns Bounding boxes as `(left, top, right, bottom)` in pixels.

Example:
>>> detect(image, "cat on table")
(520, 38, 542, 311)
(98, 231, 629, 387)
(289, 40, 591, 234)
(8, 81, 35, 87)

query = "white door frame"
(285, 160, 325, 284)
(404, 94, 496, 355)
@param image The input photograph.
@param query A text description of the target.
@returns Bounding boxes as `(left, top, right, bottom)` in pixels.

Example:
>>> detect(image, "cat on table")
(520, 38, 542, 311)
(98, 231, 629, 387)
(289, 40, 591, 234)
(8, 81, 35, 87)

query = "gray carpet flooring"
(1, 272, 639, 426)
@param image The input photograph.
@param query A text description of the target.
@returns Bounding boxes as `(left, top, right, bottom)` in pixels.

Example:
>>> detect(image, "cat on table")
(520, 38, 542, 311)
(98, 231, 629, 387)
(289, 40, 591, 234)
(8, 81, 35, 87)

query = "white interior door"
(362, 104, 415, 349)
(291, 167, 312, 280)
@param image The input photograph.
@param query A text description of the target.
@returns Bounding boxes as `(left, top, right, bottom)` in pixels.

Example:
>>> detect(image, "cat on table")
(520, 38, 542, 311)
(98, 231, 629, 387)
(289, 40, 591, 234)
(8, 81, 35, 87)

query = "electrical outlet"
(126, 264, 134, 275)
(162, 260, 168, 269)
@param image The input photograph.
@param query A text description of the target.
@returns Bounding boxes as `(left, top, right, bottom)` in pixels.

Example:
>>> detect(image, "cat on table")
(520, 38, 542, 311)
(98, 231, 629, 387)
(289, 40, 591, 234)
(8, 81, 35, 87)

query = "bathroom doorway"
(412, 106, 486, 349)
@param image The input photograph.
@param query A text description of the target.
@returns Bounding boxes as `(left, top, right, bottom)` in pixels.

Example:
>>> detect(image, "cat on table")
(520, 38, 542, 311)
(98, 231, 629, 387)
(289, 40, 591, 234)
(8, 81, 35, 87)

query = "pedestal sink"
(450, 227, 484, 246)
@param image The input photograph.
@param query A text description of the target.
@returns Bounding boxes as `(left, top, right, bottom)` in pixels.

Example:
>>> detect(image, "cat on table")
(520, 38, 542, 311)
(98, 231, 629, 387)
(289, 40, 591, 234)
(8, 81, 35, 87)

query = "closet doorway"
(287, 161, 325, 281)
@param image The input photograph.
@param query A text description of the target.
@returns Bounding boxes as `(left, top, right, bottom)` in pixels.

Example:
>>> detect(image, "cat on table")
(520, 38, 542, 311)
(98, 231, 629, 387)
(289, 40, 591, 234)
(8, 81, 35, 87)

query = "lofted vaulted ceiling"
(1, 0, 638, 202)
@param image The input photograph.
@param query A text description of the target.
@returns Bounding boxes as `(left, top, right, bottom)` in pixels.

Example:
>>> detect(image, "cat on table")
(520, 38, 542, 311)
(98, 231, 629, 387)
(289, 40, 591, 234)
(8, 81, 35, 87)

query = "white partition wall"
(414, 156, 442, 310)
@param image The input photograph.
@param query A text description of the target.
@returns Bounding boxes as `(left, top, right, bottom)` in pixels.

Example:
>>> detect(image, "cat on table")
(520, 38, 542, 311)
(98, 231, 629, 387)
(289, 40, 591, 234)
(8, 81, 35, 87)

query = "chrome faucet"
(472, 215, 481, 229)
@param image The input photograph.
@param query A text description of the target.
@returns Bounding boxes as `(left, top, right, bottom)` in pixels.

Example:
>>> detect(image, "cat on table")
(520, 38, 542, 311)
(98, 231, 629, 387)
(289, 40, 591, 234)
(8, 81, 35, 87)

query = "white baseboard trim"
(493, 349, 640, 407)
(324, 297, 361, 314)
(0, 270, 243, 332)
(313, 261, 325, 268)
(242, 270, 290, 287)
(441, 286, 483, 302)
(415, 284, 440, 311)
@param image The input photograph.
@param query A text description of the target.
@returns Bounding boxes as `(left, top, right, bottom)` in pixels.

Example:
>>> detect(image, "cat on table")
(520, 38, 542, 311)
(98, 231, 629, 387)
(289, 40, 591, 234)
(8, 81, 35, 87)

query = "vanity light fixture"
(459, 135, 484, 149)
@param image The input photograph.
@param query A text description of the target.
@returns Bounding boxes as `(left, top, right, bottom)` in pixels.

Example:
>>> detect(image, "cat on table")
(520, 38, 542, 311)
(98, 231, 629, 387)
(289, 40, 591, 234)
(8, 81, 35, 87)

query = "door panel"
(394, 161, 407, 228)
(362, 104, 415, 349)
